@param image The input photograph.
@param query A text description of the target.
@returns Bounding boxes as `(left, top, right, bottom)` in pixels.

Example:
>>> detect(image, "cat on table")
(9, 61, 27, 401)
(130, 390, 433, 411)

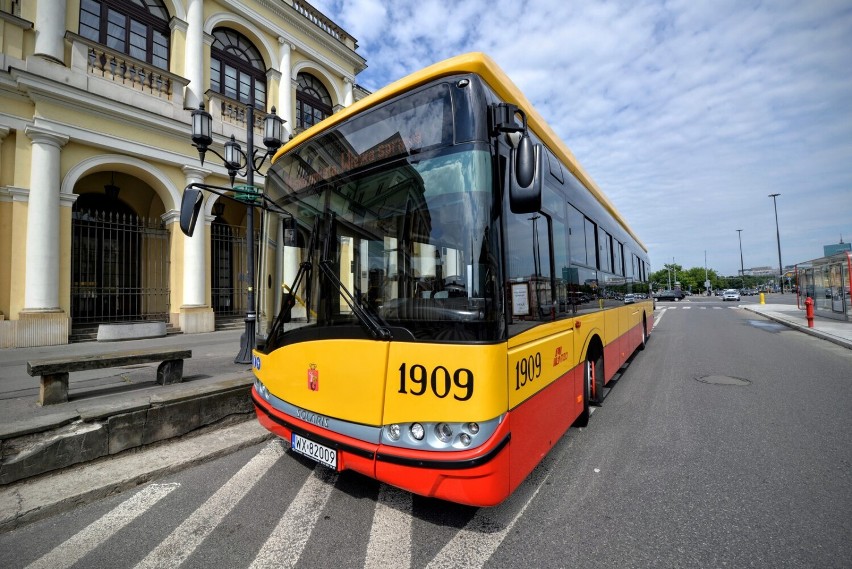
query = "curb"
(0, 419, 274, 532)
(741, 306, 852, 350)
(0, 373, 256, 486)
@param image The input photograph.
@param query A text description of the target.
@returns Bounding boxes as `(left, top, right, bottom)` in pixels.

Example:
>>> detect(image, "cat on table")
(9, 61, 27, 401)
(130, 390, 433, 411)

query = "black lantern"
(263, 106, 284, 152)
(190, 103, 213, 165)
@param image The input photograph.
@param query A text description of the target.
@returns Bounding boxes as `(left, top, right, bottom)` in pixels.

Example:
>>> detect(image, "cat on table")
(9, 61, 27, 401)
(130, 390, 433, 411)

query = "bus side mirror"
(509, 138, 542, 213)
(179, 187, 204, 237)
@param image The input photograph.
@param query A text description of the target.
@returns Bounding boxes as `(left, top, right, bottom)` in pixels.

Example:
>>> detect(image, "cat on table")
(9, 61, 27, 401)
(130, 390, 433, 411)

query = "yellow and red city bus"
(251, 53, 652, 506)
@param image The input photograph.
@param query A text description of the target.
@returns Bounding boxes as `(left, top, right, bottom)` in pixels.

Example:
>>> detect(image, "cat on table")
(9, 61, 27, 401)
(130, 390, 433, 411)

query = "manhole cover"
(696, 375, 751, 386)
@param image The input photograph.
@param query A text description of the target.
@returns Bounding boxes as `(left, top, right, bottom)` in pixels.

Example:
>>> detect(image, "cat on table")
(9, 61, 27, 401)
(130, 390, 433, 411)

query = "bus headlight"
(435, 423, 453, 443)
(380, 415, 503, 451)
(388, 424, 401, 441)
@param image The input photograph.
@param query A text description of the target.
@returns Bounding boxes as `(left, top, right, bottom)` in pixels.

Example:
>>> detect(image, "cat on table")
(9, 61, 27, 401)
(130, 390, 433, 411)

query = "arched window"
(296, 72, 332, 130)
(210, 28, 266, 107)
(79, 0, 170, 70)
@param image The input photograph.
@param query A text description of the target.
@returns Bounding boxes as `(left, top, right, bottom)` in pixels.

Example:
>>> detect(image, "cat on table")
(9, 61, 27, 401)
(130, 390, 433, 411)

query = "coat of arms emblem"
(308, 364, 319, 391)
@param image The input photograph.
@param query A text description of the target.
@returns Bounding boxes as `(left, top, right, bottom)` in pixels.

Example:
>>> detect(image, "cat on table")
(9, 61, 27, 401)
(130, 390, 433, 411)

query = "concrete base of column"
(179, 306, 215, 334)
(15, 311, 70, 348)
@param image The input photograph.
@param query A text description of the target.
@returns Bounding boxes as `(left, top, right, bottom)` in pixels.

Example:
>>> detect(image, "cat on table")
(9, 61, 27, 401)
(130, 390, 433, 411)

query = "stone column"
(184, 0, 205, 109)
(277, 39, 294, 139)
(179, 166, 215, 333)
(34, 0, 67, 63)
(24, 127, 68, 311)
(18, 127, 70, 347)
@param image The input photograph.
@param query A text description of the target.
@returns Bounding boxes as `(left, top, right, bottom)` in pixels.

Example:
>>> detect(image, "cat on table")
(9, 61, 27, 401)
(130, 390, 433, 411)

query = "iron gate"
(71, 210, 170, 326)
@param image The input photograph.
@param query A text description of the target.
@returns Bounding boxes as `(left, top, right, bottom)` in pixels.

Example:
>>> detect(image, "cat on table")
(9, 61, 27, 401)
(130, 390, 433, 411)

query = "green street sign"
(233, 184, 261, 204)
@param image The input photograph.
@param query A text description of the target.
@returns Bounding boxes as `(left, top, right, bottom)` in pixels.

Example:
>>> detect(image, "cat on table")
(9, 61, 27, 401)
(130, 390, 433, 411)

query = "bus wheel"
(588, 353, 605, 406)
(639, 315, 648, 350)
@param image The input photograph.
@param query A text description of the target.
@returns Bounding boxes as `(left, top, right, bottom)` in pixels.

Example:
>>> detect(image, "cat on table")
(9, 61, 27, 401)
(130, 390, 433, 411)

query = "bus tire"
(639, 315, 648, 350)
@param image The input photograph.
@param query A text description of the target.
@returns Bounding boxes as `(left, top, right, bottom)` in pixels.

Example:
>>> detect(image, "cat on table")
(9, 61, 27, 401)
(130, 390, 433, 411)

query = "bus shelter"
(796, 251, 852, 321)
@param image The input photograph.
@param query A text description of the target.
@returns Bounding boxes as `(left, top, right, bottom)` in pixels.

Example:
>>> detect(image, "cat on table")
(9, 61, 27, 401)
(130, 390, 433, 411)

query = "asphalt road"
(2, 296, 850, 568)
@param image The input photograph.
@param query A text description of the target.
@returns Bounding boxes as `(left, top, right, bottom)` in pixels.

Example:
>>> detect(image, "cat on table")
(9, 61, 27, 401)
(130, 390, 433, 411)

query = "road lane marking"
(250, 467, 338, 569)
(26, 483, 179, 569)
(364, 485, 413, 569)
(135, 441, 284, 569)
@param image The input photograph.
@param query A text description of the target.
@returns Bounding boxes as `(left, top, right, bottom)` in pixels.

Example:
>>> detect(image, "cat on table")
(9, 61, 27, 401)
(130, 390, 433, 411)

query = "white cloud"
(314, 0, 852, 276)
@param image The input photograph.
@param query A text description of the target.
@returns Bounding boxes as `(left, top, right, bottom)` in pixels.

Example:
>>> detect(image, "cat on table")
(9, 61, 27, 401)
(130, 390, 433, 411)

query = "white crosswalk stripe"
(135, 441, 284, 569)
(250, 466, 338, 569)
(364, 485, 413, 569)
(26, 483, 179, 569)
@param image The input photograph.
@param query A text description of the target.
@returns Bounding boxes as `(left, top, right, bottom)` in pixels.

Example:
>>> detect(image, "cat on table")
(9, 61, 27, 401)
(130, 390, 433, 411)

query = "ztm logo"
(252, 355, 261, 370)
(553, 347, 569, 366)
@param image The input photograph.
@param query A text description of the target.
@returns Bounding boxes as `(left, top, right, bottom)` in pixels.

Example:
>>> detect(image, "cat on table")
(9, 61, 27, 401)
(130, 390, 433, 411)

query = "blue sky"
(312, 0, 852, 277)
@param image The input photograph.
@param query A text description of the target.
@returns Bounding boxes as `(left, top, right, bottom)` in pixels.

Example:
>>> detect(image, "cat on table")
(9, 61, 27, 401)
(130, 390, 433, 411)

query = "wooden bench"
(27, 348, 192, 406)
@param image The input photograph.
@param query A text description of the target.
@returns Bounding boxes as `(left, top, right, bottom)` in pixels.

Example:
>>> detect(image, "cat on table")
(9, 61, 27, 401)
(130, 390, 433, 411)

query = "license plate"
(291, 433, 337, 470)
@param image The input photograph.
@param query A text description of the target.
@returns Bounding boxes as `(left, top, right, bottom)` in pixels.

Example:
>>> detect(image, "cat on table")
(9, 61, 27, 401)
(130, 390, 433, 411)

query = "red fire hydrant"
(805, 296, 814, 328)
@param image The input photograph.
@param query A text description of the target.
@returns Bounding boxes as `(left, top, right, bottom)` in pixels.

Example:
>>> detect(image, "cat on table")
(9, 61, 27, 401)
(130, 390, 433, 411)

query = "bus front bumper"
(250, 386, 512, 507)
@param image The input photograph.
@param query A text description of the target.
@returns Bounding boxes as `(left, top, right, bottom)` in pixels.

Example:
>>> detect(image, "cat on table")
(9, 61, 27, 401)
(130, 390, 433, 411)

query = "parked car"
(722, 289, 741, 301)
(655, 289, 684, 301)
(623, 293, 636, 304)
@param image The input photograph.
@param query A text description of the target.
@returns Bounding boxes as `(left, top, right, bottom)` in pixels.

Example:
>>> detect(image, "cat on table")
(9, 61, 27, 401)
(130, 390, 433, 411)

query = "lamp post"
(189, 102, 284, 363)
(736, 229, 745, 290)
(768, 193, 783, 293)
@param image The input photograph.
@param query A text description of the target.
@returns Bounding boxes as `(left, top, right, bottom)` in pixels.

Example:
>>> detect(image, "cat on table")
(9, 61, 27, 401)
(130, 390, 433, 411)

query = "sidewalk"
(0, 329, 263, 489)
(741, 302, 852, 350)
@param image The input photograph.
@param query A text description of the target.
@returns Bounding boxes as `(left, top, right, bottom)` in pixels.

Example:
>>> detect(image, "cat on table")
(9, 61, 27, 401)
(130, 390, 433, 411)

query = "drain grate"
(696, 375, 751, 386)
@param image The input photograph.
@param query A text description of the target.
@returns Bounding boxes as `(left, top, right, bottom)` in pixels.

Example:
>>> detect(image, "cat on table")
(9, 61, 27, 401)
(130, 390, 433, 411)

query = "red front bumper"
(251, 386, 512, 506)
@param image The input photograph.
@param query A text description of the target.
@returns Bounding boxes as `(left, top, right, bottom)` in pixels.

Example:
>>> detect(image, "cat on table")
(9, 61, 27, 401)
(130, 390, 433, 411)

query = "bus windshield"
(265, 84, 503, 345)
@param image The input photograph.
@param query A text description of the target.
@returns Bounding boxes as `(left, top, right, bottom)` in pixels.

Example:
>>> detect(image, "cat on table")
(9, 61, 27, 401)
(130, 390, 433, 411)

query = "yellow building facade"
(0, 0, 367, 347)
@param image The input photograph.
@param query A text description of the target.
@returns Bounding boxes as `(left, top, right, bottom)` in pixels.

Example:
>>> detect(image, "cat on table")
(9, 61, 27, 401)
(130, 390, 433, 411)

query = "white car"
(722, 289, 740, 301)
(623, 294, 636, 304)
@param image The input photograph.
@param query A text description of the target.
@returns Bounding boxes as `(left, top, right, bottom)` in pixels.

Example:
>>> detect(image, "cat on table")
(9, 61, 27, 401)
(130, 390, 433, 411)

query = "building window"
(296, 73, 332, 130)
(210, 28, 267, 107)
(79, 0, 170, 70)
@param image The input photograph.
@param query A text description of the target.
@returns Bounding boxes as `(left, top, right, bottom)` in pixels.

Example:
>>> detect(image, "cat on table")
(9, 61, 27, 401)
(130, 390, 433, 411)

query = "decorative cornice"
(226, 0, 366, 74)
(161, 209, 180, 224)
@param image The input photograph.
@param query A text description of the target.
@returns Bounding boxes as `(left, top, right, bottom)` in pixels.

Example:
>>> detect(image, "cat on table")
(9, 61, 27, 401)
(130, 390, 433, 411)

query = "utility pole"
(737, 229, 745, 290)
(769, 193, 783, 293)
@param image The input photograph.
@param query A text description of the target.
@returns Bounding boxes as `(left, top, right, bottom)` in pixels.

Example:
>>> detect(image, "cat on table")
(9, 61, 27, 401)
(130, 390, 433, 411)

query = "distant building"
(824, 238, 851, 257)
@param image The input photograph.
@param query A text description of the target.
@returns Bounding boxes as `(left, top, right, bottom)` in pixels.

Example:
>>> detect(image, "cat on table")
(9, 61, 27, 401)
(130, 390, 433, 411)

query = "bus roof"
(273, 52, 647, 253)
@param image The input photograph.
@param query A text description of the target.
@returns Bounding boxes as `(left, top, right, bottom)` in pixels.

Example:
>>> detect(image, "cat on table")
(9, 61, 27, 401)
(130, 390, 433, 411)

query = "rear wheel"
(639, 315, 648, 350)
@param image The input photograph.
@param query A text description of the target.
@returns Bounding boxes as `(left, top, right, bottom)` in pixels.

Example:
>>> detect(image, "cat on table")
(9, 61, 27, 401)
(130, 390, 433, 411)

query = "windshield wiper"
(320, 212, 392, 341)
(265, 217, 318, 351)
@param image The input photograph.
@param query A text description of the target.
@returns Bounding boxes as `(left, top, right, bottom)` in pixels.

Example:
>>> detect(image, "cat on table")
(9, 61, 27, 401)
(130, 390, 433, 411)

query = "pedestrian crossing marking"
(250, 466, 337, 569)
(135, 441, 284, 569)
(364, 485, 413, 569)
(26, 483, 179, 569)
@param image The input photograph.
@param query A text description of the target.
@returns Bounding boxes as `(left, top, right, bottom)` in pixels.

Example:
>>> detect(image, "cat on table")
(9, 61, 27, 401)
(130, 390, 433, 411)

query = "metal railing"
(71, 210, 170, 327)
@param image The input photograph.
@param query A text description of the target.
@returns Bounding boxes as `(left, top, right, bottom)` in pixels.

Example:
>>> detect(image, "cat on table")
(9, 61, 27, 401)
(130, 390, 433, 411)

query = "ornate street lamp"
(186, 102, 285, 364)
